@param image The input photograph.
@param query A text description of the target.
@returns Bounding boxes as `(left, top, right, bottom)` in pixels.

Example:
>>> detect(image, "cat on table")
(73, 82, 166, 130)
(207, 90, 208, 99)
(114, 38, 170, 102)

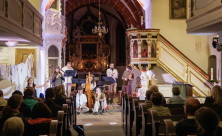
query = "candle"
(107, 64, 108, 68)
(211, 68, 213, 80)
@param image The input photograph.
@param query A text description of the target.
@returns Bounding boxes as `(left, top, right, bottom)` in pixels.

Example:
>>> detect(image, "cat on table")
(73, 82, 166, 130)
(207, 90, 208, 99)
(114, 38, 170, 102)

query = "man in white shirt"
(106, 63, 118, 103)
(61, 62, 74, 97)
(76, 86, 89, 114)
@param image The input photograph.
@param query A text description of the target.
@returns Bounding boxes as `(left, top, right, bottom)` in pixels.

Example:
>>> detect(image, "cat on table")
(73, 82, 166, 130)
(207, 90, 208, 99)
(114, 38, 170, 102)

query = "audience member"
(193, 107, 221, 136)
(76, 86, 89, 114)
(0, 90, 7, 106)
(3, 117, 24, 136)
(149, 85, 166, 104)
(148, 92, 171, 116)
(142, 89, 154, 108)
(0, 94, 25, 135)
(93, 87, 107, 115)
(175, 98, 200, 136)
(23, 87, 38, 111)
(12, 90, 32, 117)
(25, 102, 52, 136)
(205, 85, 222, 106)
(44, 88, 62, 117)
(54, 86, 66, 107)
(167, 86, 186, 104)
(59, 84, 67, 99)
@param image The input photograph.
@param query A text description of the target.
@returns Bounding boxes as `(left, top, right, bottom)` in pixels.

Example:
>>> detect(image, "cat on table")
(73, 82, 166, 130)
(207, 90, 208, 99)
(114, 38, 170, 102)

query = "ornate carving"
(45, 9, 64, 34)
(138, 71, 149, 97)
(147, 33, 152, 38)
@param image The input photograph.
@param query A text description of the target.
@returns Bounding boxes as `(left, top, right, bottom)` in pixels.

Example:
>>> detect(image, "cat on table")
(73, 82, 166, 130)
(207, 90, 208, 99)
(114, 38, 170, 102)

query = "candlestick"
(211, 68, 213, 80)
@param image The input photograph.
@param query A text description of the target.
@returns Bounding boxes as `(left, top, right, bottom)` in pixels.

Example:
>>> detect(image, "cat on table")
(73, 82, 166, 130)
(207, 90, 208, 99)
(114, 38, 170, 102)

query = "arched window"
(48, 45, 59, 76)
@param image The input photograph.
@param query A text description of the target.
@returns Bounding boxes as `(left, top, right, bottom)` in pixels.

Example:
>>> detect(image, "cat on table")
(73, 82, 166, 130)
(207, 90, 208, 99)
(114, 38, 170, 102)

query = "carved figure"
(138, 71, 149, 97)
(71, 53, 79, 70)
(148, 74, 156, 88)
(100, 53, 107, 72)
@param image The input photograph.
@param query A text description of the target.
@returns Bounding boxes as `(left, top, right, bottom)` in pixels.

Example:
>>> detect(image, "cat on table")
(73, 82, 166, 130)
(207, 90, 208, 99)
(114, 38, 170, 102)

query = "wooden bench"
(151, 110, 186, 136)
(124, 93, 129, 135)
(49, 120, 58, 136)
(140, 104, 152, 136)
(133, 99, 145, 136)
(127, 96, 139, 136)
(122, 92, 127, 131)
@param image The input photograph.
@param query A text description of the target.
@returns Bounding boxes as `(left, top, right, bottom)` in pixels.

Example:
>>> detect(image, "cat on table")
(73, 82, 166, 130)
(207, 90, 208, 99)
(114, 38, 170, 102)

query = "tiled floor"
(77, 93, 124, 136)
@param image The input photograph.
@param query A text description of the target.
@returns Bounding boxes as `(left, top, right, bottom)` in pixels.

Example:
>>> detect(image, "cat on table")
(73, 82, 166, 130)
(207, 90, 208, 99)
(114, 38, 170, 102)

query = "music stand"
(102, 76, 116, 104)
(64, 70, 77, 96)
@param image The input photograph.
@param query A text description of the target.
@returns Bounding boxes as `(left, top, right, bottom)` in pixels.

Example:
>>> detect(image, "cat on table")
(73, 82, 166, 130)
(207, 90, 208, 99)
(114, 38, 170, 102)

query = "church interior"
(1, 0, 222, 136)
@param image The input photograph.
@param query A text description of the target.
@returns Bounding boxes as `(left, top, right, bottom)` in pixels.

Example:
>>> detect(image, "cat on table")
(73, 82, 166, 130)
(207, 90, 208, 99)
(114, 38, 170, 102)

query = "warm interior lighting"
(5, 41, 18, 47)
(137, 0, 144, 8)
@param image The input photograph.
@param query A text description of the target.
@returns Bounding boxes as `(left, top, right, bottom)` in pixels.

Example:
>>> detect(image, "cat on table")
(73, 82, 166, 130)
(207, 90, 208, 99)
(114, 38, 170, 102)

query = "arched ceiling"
(65, 0, 145, 28)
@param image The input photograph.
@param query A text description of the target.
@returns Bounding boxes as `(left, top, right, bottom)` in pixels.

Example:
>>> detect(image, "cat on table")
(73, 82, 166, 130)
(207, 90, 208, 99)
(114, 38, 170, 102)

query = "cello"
(86, 72, 93, 110)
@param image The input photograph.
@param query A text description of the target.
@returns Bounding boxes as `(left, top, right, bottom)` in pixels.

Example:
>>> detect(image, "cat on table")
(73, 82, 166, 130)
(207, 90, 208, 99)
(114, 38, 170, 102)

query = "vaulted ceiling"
(65, 0, 145, 28)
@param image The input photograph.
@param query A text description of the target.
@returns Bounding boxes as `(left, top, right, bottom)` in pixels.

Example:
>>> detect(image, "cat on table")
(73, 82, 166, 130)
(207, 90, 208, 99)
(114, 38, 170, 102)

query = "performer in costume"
(26, 77, 49, 97)
(93, 87, 107, 115)
(61, 62, 74, 97)
(122, 66, 134, 95)
(76, 86, 89, 114)
(106, 63, 118, 103)
(51, 66, 65, 87)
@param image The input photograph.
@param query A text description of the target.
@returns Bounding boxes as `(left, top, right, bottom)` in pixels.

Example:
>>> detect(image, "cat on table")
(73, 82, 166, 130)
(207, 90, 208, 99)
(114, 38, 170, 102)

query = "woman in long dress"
(51, 66, 65, 88)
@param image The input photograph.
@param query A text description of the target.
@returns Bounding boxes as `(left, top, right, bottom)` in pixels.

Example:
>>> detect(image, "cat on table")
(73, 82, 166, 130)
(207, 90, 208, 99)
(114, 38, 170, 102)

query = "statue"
(71, 53, 79, 70)
(138, 71, 149, 97)
(72, 26, 81, 40)
(100, 53, 107, 72)
(149, 74, 155, 88)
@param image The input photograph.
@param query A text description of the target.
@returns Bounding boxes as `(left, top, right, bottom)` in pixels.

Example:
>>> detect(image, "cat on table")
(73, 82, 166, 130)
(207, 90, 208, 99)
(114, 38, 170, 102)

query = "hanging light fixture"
(5, 41, 18, 47)
(92, 0, 108, 37)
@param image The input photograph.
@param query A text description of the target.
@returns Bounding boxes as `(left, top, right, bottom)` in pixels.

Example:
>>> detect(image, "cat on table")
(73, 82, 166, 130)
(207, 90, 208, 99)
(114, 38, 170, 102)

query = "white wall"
(151, 0, 210, 73)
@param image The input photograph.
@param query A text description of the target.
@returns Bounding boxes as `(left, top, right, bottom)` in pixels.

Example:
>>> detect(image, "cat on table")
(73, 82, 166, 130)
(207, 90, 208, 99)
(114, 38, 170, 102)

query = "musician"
(93, 87, 107, 115)
(76, 86, 89, 114)
(51, 66, 65, 87)
(122, 66, 134, 95)
(106, 63, 118, 103)
(61, 62, 74, 97)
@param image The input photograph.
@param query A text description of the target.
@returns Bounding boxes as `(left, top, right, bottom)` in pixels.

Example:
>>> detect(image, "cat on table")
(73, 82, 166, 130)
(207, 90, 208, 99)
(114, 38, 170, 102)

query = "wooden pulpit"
(173, 82, 194, 97)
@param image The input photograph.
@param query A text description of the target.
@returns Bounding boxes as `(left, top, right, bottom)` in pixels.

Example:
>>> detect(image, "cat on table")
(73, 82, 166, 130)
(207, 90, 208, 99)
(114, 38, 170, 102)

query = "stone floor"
(77, 92, 124, 136)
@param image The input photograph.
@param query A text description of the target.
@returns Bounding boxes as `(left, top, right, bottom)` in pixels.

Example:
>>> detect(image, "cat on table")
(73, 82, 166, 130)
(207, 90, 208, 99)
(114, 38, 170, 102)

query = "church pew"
(124, 93, 129, 135)
(62, 104, 68, 136)
(133, 99, 145, 136)
(52, 111, 64, 136)
(140, 104, 152, 136)
(151, 110, 186, 136)
(164, 119, 177, 136)
(49, 120, 58, 136)
(122, 92, 127, 130)
(69, 95, 75, 126)
(127, 96, 139, 136)
(66, 99, 71, 127)
(70, 92, 77, 126)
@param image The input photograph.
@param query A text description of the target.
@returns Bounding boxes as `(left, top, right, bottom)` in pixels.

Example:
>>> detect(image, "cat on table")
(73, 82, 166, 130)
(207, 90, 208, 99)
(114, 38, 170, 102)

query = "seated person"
(54, 86, 66, 107)
(175, 98, 200, 136)
(25, 102, 52, 136)
(59, 84, 68, 99)
(93, 87, 107, 115)
(149, 85, 166, 104)
(76, 86, 89, 114)
(3, 117, 24, 136)
(12, 90, 32, 117)
(44, 88, 62, 117)
(193, 107, 221, 136)
(205, 85, 222, 106)
(0, 94, 25, 135)
(167, 86, 186, 104)
(142, 89, 154, 109)
(23, 87, 38, 111)
(0, 90, 7, 106)
(148, 92, 171, 116)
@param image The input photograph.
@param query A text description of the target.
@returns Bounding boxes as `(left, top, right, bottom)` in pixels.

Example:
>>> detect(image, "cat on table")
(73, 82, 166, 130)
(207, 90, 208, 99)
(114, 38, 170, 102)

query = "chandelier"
(92, 0, 108, 37)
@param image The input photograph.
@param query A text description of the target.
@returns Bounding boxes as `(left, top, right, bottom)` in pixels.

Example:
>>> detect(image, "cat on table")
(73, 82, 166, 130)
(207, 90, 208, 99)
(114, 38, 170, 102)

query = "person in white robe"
(106, 63, 118, 103)
(26, 53, 34, 77)
(61, 62, 74, 97)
